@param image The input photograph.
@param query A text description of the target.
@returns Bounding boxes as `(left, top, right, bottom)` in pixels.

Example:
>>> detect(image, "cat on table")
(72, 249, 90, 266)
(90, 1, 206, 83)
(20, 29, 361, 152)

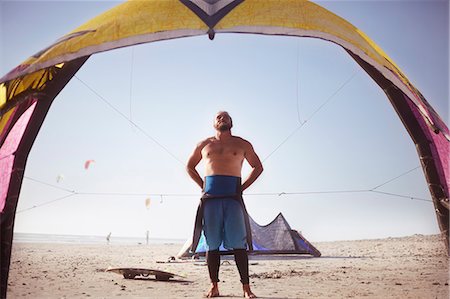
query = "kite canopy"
(0, 0, 448, 297)
(177, 212, 321, 258)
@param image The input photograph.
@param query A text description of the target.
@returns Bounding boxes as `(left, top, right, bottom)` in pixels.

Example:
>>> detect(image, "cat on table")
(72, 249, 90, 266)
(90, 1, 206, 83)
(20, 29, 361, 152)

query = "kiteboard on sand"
(106, 267, 183, 281)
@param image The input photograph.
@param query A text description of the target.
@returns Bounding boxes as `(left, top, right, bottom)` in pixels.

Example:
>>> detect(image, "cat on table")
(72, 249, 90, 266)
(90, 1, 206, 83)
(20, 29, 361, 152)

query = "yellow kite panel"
(20, 0, 207, 72)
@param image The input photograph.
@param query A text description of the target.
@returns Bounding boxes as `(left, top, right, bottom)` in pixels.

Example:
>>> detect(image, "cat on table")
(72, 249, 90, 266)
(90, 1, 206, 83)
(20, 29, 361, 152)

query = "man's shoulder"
(231, 136, 252, 146)
(197, 137, 215, 148)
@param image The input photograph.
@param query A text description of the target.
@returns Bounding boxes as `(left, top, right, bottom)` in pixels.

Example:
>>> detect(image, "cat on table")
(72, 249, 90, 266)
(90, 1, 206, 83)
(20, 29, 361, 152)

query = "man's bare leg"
(243, 284, 256, 298)
(206, 282, 220, 298)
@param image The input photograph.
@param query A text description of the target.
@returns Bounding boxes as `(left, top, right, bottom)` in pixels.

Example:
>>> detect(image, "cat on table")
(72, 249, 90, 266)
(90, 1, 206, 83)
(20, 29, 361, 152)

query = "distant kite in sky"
(84, 160, 95, 170)
(56, 174, 64, 183)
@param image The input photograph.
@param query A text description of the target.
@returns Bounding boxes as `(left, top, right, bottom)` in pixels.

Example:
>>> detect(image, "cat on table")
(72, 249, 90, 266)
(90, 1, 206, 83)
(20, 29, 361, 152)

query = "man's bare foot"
(243, 284, 257, 298)
(205, 282, 220, 298)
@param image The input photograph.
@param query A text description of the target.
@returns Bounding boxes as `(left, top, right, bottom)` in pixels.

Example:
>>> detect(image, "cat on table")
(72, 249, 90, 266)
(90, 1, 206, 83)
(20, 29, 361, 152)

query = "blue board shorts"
(202, 175, 247, 251)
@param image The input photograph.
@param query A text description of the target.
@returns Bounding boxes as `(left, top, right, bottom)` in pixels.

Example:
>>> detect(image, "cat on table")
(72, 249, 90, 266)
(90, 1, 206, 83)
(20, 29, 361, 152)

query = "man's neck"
(215, 130, 232, 140)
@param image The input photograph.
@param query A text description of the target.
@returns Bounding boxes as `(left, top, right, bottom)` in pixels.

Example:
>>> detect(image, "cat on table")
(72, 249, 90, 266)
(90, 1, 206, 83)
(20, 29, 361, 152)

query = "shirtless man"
(186, 111, 263, 298)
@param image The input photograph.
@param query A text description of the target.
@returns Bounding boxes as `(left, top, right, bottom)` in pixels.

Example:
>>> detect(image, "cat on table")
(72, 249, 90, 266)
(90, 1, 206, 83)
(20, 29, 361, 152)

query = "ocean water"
(13, 232, 184, 245)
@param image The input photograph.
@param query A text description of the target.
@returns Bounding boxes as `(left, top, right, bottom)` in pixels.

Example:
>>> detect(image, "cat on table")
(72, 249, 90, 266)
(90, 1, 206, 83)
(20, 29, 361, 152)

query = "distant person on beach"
(187, 111, 263, 298)
(106, 232, 111, 244)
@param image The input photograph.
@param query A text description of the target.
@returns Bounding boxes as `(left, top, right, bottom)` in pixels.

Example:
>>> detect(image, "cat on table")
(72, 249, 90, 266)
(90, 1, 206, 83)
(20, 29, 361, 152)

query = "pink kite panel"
(0, 102, 36, 212)
(406, 94, 449, 196)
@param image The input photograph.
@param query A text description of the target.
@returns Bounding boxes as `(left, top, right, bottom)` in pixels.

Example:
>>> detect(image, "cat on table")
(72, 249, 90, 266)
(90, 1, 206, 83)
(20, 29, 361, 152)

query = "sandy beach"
(7, 234, 448, 298)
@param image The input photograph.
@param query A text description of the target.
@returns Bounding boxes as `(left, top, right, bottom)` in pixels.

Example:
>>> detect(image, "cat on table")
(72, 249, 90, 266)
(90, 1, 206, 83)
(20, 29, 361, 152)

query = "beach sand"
(8, 234, 448, 298)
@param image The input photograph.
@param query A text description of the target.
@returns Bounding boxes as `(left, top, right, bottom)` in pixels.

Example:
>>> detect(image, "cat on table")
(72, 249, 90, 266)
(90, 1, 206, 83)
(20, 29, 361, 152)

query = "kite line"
(17, 165, 431, 213)
(263, 69, 359, 162)
(129, 47, 135, 122)
(16, 48, 428, 214)
(74, 75, 184, 166)
(295, 40, 304, 125)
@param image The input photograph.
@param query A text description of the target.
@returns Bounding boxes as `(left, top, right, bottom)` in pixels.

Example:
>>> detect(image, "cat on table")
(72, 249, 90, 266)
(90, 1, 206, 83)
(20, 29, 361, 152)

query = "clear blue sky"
(1, 0, 448, 242)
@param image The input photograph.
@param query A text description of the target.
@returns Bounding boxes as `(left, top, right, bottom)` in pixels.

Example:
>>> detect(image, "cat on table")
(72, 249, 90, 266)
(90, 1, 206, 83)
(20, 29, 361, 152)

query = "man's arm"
(241, 141, 263, 192)
(186, 141, 205, 189)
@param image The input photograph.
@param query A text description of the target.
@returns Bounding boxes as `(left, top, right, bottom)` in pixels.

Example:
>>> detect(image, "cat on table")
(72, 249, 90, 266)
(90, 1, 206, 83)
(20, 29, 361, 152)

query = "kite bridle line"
(75, 38, 360, 167)
(74, 75, 185, 166)
(14, 44, 425, 214)
(262, 69, 359, 163)
(17, 165, 431, 213)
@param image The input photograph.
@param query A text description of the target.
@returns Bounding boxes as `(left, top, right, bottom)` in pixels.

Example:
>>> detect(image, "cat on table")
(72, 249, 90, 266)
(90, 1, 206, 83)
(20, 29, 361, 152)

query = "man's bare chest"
(202, 141, 244, 158)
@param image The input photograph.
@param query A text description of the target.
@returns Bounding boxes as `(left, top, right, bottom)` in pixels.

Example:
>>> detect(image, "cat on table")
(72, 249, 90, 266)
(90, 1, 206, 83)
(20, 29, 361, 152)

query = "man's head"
(214, 111, 233, 132)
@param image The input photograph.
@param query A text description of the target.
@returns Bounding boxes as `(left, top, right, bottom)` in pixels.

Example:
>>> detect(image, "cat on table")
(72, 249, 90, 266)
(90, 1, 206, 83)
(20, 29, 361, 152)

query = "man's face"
(214, 112, 232, 131)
